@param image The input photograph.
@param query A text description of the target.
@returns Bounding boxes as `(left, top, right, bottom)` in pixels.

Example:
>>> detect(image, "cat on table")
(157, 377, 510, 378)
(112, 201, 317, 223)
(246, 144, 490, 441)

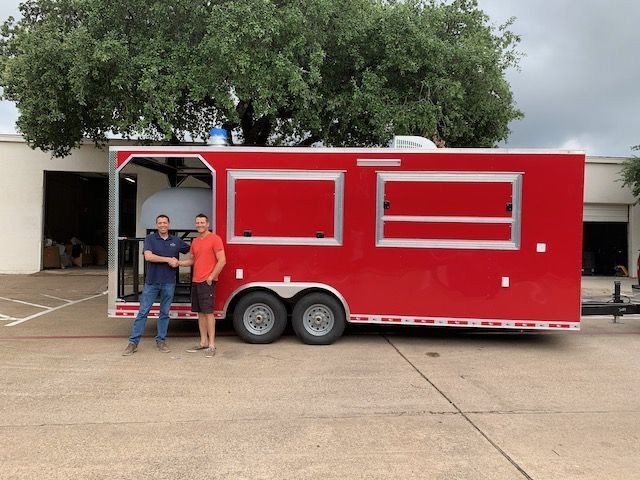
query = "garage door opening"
(43, 171, 136, 269)
(583, 222, 628, 276)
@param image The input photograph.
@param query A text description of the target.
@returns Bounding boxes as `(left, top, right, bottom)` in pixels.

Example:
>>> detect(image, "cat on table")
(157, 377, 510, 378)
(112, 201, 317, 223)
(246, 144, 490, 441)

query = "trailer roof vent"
(391, 135, 437, 150)
(140, 187, 212, 230)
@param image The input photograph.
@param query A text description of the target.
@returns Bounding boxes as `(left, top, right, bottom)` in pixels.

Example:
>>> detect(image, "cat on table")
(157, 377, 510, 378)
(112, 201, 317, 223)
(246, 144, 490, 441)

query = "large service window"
(227, 170, 344, 245)
(376, 172, 522, 250)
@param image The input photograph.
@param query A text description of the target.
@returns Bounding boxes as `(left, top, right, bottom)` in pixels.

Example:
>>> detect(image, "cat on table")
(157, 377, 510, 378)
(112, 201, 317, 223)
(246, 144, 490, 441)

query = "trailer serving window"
(376, 172, 522, 250)
(227, 170, 345, 245)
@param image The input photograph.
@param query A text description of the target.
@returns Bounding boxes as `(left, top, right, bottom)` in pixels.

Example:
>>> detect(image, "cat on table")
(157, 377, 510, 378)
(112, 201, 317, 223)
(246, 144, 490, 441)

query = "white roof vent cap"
(391, 135, 437, 149)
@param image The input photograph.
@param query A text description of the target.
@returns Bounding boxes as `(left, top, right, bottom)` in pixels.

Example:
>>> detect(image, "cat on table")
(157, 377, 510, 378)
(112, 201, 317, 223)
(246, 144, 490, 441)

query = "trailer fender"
(223, 282, 350, 319)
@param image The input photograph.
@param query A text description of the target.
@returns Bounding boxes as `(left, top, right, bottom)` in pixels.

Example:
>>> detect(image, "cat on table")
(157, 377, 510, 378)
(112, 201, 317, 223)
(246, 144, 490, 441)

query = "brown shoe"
(122, 343, 137, 356)
(156, 341, 171, 353)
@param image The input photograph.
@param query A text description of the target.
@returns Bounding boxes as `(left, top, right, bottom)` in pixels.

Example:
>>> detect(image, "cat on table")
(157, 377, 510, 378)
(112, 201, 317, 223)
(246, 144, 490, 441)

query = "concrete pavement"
(0, 272, 639, 479)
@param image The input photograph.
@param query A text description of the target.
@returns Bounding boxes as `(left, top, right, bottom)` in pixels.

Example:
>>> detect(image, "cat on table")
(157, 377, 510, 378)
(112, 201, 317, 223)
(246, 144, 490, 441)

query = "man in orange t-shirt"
(179, 213, 226, 357)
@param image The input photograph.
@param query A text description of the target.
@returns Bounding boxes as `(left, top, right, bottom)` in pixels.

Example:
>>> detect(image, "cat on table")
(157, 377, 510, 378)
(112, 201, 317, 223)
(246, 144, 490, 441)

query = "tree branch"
(295, 135, 321, 147)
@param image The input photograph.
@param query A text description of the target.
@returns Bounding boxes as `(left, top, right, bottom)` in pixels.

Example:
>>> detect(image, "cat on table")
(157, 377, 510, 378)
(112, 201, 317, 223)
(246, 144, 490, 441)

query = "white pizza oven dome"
(140, 187, 212, 231)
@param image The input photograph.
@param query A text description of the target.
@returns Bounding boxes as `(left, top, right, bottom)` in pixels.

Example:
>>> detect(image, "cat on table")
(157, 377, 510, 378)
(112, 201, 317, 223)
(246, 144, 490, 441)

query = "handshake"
(168, 257, 180, 268)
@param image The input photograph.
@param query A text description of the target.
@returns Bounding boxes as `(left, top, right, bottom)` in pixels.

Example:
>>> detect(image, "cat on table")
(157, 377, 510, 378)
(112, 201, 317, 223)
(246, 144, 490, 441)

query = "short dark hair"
(195, 213, 209, 221)
(156, 214, 170, 222)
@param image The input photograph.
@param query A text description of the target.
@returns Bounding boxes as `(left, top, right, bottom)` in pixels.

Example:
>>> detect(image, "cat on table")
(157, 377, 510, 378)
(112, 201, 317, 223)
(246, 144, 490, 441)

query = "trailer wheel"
(292, 293, 345, 345)
(233, 292, 288, 344)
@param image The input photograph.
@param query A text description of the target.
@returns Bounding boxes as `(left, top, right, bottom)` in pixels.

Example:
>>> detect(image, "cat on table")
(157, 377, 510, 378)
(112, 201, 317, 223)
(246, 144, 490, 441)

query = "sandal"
(205, 346, 216, 358)
(186, 345, 208, 353)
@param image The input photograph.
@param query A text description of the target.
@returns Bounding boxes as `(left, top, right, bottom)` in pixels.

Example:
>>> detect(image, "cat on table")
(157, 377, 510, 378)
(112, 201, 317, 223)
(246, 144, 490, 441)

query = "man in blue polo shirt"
(122, 214, 190, 356)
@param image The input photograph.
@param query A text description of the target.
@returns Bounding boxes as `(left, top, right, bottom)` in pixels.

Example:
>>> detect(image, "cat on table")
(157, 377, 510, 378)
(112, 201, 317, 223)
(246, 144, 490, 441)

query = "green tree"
(620, 146, 640, 201)
(0, 0, 522, 157)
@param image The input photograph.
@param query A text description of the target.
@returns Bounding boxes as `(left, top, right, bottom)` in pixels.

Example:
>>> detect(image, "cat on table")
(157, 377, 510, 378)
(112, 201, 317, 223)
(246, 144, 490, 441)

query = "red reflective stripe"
(382, 317, 401, 323)
(347, 315, 577, 330)
(116, 304, 193, 310)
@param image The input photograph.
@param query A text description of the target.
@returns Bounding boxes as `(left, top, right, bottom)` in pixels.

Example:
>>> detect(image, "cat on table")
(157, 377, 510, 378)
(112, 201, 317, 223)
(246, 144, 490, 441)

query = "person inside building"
(178, 213, 226, 358)
(122, 214, 190, 356)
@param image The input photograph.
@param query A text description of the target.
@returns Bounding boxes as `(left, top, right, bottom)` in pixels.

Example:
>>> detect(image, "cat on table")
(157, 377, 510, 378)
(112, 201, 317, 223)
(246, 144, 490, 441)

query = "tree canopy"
(0, 0, 522, 157)
(620, 145, 640, 201)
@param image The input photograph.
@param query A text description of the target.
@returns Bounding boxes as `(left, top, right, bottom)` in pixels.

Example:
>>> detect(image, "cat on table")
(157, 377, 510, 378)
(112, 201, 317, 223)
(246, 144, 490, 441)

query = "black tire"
(232, 291, 288, 344)
(291, 292, 346, 345)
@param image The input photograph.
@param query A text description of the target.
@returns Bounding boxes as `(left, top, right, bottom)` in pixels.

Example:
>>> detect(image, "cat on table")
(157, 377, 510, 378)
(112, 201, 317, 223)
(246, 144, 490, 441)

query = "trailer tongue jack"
(581, 281, 640, 322)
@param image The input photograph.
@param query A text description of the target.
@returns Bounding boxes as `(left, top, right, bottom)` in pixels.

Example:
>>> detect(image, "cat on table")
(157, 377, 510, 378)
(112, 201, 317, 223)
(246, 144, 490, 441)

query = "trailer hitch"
(581, 280, 640, 321)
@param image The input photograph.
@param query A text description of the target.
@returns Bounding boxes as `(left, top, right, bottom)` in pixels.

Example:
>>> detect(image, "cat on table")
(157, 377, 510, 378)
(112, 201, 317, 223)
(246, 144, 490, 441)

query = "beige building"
(583, 156, 640, 276)
(1, 134, 637, 276)
(0, 135, 175, 273)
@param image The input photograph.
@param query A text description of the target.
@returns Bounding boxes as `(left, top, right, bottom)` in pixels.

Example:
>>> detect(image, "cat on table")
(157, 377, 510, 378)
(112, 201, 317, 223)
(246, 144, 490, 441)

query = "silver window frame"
(376, 171, 523, 250)
(227, 169, 345, 246)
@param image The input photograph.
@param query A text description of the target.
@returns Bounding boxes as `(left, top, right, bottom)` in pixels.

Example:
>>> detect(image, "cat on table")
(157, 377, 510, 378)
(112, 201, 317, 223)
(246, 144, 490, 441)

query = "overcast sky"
(0, 1, 638, 157)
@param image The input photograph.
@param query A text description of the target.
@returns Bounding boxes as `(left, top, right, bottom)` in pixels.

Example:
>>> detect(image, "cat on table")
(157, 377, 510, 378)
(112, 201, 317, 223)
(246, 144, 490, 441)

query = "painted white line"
(0, 296, 50, 309)
(0, 313, 18, 321)
(5, 292, 107, 327)
(41, 294, 73, 303)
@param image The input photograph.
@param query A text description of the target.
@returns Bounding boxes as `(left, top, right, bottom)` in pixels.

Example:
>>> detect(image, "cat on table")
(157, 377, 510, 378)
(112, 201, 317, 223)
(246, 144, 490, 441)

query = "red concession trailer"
(108, 145, 585, 344)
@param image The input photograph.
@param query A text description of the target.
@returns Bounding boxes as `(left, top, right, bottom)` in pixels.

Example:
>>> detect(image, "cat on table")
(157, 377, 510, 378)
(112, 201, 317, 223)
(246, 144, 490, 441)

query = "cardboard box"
(43, 246, 61, 268)
(72, 251, 94, 267)
(93, 246, 107, 266)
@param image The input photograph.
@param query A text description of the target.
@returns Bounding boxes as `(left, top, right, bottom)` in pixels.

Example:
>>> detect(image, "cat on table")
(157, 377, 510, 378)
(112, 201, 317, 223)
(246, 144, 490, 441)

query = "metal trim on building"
(583, 203, 629, 222)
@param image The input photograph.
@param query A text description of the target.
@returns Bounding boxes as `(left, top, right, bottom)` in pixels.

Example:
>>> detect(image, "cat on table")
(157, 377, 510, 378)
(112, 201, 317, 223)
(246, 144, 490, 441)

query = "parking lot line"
(5, 292, 106, 327)
(0, 296, 50, 309)
(41, 294, 73, 303)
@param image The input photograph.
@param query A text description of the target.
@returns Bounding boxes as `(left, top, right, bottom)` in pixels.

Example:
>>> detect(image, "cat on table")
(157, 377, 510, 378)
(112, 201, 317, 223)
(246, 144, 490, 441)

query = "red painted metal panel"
(385, 181, 512, 217)
(234, 179, 335, 238)
(384, 221, 511, 241)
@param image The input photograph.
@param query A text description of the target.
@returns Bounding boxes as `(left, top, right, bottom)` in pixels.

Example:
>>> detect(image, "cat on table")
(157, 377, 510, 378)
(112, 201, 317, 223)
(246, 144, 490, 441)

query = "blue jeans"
(128, 282, 176, 345)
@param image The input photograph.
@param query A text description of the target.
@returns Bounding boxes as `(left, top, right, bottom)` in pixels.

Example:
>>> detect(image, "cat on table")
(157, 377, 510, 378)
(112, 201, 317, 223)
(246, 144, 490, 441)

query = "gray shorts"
(191, 281, 216, 313)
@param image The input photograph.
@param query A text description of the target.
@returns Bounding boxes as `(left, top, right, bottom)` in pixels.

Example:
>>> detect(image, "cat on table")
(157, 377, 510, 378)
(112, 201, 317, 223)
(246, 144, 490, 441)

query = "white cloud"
(479, 0, 640, 157)
(558, 135, 593, 153)
(0, 101, 18, 134)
